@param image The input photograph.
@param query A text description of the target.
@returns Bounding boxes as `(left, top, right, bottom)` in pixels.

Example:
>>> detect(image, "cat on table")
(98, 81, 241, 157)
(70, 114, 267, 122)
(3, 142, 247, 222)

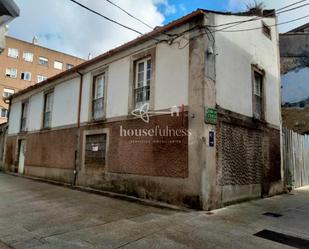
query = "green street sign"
(204, 107, 217, 124)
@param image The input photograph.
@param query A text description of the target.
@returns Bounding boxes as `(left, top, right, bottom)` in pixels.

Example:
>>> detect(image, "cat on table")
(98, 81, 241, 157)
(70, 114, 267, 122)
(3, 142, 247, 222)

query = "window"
(67, 63, 74, 70)
(43, 92, 53, 128)
(92, 73, 105, 120)
(37, 75, 47, 83)
(8, 48, 19, 58)
(5, 68, 17, 78)
(85, 133, 107, 167)
(252, 68, 264, 120)
(134, 58, 151, 108)
(0, 107, 8, 118)
(23, 52, 33, 62)
(3, 88, 14, 98)
(20, 102, 28, 131)
(21, 72, 31, 81)
(54, 61, 63, 70)
(262, 22, 271, 39)
(39, 57, 48, 67)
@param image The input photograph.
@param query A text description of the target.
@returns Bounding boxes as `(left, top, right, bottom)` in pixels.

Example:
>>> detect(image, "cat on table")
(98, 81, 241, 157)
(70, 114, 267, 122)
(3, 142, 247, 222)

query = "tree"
(246, 0, 265, 14)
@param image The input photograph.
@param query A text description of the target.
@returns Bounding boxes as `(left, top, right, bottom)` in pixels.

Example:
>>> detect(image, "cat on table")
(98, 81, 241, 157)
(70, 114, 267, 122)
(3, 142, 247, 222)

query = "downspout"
(73, 71, 83, 186)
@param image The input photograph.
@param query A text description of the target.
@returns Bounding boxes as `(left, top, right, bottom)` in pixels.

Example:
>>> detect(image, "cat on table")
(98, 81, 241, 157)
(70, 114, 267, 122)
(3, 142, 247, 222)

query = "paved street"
(1, 173, 309, 249)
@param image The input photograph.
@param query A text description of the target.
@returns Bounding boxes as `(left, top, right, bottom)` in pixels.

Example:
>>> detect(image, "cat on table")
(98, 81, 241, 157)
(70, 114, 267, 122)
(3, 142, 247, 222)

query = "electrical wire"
(68, 0, 144, 35)
(104, 0, 154, 30)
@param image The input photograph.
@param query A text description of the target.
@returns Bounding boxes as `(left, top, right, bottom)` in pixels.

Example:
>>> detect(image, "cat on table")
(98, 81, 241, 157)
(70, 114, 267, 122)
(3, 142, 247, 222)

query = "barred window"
(85, 134, 107, 167)
(92, 73, 105, 120)
(134, 58, 151, 109)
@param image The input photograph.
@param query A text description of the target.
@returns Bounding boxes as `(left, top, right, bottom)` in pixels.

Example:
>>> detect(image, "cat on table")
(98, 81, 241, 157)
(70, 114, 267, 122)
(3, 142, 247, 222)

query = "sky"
(8, 0, 309, 59)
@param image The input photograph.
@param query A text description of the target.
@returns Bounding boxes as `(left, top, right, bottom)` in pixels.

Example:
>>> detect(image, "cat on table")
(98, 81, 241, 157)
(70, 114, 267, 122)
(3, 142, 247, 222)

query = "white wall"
(28, 92, 43, 131)
(8, 102, 21, 135)
(52, 78, 79, 127)
(155, 42, 189, 110)
(215, 14, 281, 126)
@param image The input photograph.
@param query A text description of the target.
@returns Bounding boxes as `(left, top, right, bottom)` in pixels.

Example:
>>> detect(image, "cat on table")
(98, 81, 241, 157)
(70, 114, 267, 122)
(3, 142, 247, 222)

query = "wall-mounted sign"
(209, 131, 215, 147)
(204, 107, 217, 124)
(91, 144, 99, 152)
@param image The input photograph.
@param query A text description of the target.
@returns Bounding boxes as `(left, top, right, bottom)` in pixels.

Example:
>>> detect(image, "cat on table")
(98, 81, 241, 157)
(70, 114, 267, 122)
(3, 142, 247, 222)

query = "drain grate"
(254, 230, 309, 249)
(263, 212, 282, 218)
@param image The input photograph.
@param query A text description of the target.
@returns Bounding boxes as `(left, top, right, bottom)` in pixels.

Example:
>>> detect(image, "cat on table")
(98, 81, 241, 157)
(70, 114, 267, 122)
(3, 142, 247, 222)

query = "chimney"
(32, 36, 38, 45)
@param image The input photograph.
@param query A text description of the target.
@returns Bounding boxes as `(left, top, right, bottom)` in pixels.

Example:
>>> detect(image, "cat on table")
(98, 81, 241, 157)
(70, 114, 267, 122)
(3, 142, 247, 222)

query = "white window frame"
(8, 48, 19, 58)
(43, 91, 53, 128)
(21, 72, 32, 81)
(252, 67, 264, 120)
(0, 107, 8, 118)
(54, 61, 63, 70)
(23, 52, 34, 62)
(3, 88, 14, 98)
(92, 73, 106, 120)
(134, 57, 151, 109)
(39, 57, 49, 67)
(37, 75, 47, 83)
(5, 68, 17, 78)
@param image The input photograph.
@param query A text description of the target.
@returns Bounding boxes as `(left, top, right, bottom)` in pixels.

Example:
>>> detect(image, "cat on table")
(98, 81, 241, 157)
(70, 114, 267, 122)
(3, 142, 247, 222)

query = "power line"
(217, 14, 309, 33)
(104, 0, 154, 30)
(210, 0, 309, 31)
(68, 0, 144, 35)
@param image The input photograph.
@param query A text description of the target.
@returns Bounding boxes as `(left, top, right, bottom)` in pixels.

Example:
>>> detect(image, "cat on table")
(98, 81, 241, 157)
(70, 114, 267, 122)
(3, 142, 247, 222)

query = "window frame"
(0, 107, 8, 118)
(128, 48, 155, 113)
(3, 88, 14, 98)
(42, 90, 54, 129)
(262, 21, 272, 40)
(6, 68, 17, 78)
(20, 101, 29, 132)
(8, 48, 19, 58)
(23, 52, 34, 62)
(90, 70, 108, 121)
(37, 75, 47, 83)
(67, 63, 74, 70)
(251, 65, 265, 121)
(82, 129, 109, 173)
(54, 60, 63, 70)
(38, 56, 49, 67)
(21, 72, 32, 81)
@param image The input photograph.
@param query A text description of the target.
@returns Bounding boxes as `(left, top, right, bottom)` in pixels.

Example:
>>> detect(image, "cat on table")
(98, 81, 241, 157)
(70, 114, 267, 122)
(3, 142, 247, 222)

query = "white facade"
(8, 12, 281, 135)
(215, 14, 281, 126)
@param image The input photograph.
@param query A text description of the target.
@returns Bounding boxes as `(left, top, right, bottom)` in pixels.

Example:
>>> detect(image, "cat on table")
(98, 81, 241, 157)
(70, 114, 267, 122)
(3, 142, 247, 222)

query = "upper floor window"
(20, 101, 28, 131)
(134, 58, 151, 108)
(0, 107, 8, 118)
(5, 68, 17, 78)
(3, 88, 14, 98)
(8, 48, 19, 58)
(39, 57, 48, 67)
(43, 91, 53, 128)
(37, 75, 47, 83)
(21, 72, 31, 81)
(54, 61, 63, 70)
(23, 52, 34, 62)
(262, 22, 271, 39)
(252, 67, 264, 120)
(67, 63, 74, 70)
(92, 73, 105, 120)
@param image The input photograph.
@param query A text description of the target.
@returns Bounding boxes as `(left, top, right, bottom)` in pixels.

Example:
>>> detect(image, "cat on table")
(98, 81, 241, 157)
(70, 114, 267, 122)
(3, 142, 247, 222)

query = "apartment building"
(0, 36, 85, 123)
(4, 9, 282, 210)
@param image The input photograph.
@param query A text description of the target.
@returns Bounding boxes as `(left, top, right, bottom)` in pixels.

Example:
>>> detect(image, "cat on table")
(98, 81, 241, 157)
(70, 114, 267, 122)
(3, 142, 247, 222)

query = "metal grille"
(85, 134, 106, 167)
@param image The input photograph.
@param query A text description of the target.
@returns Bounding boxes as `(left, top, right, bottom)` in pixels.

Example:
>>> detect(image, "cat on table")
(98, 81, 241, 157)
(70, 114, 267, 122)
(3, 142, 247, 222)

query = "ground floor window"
(85, 133, 107, 167)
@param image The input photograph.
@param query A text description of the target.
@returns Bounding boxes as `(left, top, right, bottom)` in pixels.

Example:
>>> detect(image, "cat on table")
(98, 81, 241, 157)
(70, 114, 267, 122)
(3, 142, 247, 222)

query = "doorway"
(18, 140, 26, 174)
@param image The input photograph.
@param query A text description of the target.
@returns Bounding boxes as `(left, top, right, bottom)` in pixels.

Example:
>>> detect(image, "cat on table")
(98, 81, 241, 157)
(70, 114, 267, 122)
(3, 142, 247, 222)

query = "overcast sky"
(8, 0, 309, 59)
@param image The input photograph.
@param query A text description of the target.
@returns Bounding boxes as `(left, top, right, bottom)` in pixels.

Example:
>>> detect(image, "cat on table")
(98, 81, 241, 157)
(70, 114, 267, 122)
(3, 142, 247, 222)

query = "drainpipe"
(73, 71, 83, 186)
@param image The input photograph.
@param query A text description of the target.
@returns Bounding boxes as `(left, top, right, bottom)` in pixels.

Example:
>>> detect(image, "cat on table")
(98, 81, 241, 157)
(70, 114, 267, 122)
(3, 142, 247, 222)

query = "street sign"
(204, 107, 217, 124)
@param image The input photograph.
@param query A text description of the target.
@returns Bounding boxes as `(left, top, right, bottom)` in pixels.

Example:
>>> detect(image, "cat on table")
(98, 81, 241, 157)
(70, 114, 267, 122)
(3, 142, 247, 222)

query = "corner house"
(4, 9, 282, 210)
